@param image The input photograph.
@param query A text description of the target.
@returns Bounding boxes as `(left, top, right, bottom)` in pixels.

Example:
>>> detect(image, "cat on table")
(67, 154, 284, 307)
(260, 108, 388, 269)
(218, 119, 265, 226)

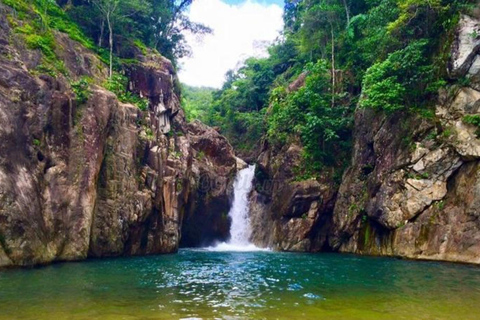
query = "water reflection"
(0, 251, 480, 319)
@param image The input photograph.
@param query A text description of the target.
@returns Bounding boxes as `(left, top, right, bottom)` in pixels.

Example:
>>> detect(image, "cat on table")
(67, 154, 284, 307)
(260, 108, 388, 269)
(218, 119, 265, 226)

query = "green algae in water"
(1, 250, 480, 319)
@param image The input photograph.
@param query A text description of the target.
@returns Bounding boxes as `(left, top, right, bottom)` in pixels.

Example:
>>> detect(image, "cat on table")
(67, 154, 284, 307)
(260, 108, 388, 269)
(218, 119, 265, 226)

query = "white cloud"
(178, 0, 284, 88)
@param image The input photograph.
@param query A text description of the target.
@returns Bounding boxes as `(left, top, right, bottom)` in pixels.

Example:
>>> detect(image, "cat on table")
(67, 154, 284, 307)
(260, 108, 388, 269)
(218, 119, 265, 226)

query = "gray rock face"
(449, 15, 480, 77)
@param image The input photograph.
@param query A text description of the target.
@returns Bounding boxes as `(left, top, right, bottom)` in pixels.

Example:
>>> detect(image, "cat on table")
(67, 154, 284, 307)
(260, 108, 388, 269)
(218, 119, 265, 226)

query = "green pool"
(0, 249, 479, 319)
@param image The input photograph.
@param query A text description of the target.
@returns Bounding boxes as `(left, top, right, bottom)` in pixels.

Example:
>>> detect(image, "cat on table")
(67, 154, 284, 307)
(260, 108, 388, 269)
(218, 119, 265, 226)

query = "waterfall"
(228, 164, 256, 246)
(208, 164, 266, 251)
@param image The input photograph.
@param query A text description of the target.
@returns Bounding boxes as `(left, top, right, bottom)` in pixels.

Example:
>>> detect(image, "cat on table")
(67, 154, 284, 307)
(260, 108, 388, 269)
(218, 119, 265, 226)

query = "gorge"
(0, 0, 480, 267)
(1, 0, 480, 318)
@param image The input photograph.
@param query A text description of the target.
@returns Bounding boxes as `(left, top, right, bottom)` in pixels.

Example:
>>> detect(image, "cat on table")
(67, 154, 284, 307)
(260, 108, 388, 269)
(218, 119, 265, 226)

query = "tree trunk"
(107, 13, 113, 79)
(342, 0, 350, 27)
(331, 24, 335, 108)
(98, 19, 105, 47)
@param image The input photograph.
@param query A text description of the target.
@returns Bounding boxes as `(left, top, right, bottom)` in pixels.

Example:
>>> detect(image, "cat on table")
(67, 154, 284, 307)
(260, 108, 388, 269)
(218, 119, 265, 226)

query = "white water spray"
(208, 165, 267, 252)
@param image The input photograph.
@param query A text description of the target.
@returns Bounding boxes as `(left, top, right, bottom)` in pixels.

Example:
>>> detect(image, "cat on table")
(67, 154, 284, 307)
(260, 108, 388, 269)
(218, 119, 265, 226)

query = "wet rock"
(180, 120, 237, 247)
(249, 141, 336, 252)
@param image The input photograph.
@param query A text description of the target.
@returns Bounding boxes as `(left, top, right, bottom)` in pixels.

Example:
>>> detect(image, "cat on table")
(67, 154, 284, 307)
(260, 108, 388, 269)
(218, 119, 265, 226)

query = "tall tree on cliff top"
(300, 0, 345, 106)
(67, 0, 211, 66)
(89, 0, 150, 78)
(147, 0, 212, 61)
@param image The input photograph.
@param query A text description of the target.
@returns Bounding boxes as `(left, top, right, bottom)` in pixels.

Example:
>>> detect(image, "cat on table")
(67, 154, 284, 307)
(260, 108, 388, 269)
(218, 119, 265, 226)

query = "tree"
(89, 0, 150, 77)
(147, 0, 212, 62)
(300, 0, 344, 106)
(342, 0, 350, 26)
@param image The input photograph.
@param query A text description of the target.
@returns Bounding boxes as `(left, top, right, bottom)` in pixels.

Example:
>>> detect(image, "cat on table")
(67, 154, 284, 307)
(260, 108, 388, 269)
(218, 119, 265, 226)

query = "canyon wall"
(249, 14, 480, 264)
(0, 4, 236, 267)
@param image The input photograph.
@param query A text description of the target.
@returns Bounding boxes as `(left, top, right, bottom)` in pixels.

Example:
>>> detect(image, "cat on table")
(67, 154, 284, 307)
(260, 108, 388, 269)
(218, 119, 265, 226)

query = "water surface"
(1, 250, 480, 319)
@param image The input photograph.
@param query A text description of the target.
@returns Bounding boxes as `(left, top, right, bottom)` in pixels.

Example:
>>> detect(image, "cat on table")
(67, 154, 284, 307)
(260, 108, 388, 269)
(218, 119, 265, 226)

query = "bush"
(360, 40, 437, 113)
(104, 74, 149, 111)
(24, 33, 56, 60)
(267, 60, 353, 174)
(463, 114, 480, 127)
(71, 77, 92, 105)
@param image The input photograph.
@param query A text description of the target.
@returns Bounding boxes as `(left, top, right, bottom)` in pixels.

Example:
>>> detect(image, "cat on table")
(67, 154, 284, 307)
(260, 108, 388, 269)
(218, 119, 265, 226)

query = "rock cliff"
(180, 120, 237, 247)
(2, 2, 480, 267)
(249, 141, 336, 252)
(0, 4, 237, 267)
(249, 14, 480, 264)
(330, 14, 480, 264)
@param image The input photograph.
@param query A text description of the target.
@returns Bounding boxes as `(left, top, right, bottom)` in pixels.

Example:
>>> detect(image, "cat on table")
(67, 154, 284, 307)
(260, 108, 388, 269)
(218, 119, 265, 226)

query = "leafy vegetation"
(61, 0, 211, 67)
(3, 0, 208, 78)
(182, 85, 215, 122)
(71, 77, 92, 105)
(267, 60, 352, 171)
(463, 114, 480, 136)
(104, 74, 149, 111)
(463, 114, 480, 127)
(183, 0, 473, 178)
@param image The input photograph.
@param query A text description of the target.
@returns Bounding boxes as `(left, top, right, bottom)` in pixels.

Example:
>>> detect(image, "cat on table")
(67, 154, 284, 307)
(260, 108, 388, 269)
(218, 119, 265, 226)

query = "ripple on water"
(0, 250, 480, 319)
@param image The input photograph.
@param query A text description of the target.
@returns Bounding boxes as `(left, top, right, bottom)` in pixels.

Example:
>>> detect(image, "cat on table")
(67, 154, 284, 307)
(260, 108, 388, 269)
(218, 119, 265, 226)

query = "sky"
(178, 0, 284, 88)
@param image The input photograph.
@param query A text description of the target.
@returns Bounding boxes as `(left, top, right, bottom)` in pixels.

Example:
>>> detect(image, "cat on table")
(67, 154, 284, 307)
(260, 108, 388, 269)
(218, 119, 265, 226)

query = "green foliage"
(4, 0, 210, 70)
(134, 39, 148, 55)
(143, 127, 155, 140)
(463, 114, 480, 127)
(71, 77, 92, 105)
(360, 60, 405, 112)
(360, 40, 437, 113)
(104, 74, 149, 111)
(197, 151, 206, 161)
(5, 0, 99, 78)
(441, 128, 453, 139)
(180, 0, 472, 173)
(13, 17, 57, 60)
(200, 56, 281, 153)
(181, 85, 215, 122)
(463, 114, 480, 136)
(7, 0, 95, 50)
(436, 200, 446, 211)
(361, 214, 368, 224)
(62, 0, 210, 66)
(25, 32, 56, 59)
(268, 60, 353, 172)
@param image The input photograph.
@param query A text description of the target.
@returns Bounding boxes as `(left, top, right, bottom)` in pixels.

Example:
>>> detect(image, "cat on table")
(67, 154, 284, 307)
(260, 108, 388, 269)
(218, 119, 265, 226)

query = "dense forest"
(2, 0, 210, 79)
(183, 0, 476, 179)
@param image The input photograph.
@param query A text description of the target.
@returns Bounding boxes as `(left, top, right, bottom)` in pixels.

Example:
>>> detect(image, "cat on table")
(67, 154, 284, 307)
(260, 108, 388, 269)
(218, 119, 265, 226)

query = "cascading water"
(227, 164, 256, 246)
(209, 164, 266, 251)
